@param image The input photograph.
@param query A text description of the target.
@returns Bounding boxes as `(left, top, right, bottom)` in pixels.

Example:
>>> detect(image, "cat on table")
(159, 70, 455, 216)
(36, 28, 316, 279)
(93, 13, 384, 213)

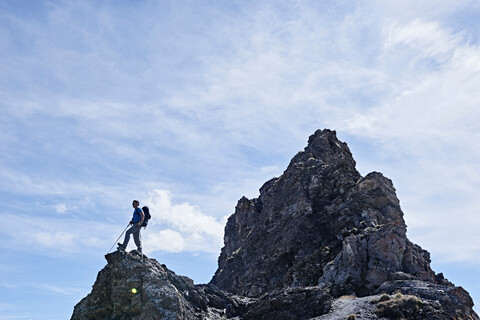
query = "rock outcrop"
(71, 250, 237, 320)
(72, 129, 478, 319)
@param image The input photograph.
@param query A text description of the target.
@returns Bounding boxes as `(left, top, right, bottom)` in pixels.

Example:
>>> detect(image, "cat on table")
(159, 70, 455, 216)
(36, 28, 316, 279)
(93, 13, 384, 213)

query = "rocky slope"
(72, 129, 478, 319)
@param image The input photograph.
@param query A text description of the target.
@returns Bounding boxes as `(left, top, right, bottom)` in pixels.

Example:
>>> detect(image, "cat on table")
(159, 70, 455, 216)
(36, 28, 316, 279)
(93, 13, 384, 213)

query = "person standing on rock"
(118, 200, 144, 253)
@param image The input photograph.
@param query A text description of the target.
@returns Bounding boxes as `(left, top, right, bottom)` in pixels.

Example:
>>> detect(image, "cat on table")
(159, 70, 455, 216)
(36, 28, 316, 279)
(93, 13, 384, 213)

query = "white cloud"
(145, 229, 185, 253)
(145, 190, 225, 254)
(383, 20, 460, 60)
(55, 203, 67, 214)
(342, 19, 480, 158)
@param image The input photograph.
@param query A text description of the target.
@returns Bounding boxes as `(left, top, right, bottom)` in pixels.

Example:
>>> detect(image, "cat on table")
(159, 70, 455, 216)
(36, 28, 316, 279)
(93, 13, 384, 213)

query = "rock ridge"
(72, 129, 478, 319)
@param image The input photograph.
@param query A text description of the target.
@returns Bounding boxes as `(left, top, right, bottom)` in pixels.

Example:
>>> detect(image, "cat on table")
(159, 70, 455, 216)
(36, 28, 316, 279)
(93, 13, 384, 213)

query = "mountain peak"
(211, 131, 430, 298)
(291, 129, 357, 169)
(72, 129, 478, 320)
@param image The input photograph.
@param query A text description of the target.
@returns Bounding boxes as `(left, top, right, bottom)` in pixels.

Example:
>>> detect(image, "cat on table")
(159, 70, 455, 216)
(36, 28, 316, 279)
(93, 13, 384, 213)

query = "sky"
(1, 0, 480, 319)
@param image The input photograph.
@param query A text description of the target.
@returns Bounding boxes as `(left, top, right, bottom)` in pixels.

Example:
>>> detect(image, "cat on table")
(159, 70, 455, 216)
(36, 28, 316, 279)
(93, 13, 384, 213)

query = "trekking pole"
(106, 223, 130, 254)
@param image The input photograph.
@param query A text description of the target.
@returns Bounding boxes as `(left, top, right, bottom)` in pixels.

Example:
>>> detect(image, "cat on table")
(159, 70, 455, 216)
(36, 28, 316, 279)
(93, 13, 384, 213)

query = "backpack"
(142, 206, 151, 227)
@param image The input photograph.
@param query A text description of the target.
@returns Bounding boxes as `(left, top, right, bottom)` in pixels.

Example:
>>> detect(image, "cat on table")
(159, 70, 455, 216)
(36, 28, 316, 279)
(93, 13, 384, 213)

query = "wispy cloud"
(39, 283, 84, 296)
(2, 1, 480, 265)
(0, 213, 114, 255)
(2, 1, 480, 317)
(54, 203, 67, 214)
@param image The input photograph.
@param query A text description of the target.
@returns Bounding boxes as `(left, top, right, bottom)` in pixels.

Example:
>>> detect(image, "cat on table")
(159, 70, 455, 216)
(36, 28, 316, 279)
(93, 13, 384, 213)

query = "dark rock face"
(71, 251, 332, 320)
(72, 250, 238, 320)
(72, 129, 478, 319)
(72, 251, 213, 319)
(211, 129, 435, 298)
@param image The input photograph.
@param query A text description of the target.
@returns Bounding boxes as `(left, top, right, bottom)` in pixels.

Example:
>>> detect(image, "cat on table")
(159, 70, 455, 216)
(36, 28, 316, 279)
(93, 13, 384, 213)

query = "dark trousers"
(121, 224, 142, 252)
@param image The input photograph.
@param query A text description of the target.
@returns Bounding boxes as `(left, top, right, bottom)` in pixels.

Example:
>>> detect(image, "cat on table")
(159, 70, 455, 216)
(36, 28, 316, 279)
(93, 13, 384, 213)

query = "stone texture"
(72, 129, 478, 320)
(71, 250, 230, 320)
(211, 130, 435, 298)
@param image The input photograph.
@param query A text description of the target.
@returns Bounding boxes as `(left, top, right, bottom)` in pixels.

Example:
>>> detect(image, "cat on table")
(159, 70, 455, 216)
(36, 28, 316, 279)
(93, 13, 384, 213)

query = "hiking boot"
(117, 243, 126, 251)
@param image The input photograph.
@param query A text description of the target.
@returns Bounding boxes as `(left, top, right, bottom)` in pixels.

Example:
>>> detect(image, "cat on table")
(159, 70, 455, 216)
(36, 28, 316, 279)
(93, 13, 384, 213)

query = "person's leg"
(133, 226, 142, 253)
(119, 225, 135, 249)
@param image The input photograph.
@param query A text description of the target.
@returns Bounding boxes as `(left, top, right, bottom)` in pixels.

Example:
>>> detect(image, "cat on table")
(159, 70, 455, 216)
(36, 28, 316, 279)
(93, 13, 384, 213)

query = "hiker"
(118, 200, 144, 253)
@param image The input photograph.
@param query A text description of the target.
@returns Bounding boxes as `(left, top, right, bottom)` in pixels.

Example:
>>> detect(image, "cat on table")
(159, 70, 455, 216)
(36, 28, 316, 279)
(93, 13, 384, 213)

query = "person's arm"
(138, 208, 145, 226)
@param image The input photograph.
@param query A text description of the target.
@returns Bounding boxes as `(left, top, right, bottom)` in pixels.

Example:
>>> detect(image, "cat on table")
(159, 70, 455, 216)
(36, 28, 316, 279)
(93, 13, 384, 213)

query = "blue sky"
(1, 0, 480, 318)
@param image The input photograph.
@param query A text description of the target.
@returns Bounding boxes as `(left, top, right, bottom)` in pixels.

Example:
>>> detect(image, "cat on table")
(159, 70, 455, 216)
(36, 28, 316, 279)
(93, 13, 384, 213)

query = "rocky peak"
(211, 129, 430, 298)
(294, 129, 357, 169)
(72, 129, 478, 320)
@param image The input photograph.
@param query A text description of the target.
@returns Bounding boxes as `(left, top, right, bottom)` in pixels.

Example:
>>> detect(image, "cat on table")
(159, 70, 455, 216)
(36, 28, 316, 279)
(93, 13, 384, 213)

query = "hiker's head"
(132, 200, 140, 207)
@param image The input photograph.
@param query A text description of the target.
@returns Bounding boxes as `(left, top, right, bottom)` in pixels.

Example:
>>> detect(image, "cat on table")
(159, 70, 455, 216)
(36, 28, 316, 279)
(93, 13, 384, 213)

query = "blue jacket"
(132, 207, 143, 223)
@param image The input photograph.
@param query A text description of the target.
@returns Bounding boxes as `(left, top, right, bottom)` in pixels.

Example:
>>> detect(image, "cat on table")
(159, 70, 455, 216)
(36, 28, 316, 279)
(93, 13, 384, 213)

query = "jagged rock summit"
(72, 129, 478, 319)
(211, 129, 435, 297)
